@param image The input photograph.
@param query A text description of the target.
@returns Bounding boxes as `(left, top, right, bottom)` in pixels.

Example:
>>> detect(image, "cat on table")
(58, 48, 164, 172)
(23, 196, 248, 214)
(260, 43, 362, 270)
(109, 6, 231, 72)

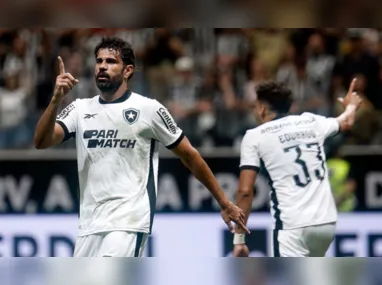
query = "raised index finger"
(348, 78, 357, 94)
(57, 56, 65, 75)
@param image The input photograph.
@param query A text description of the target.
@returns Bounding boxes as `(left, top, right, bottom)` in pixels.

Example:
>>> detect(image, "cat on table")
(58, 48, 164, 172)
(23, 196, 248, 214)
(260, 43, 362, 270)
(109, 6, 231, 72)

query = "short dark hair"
(94, 36, 135, 78)
(256, 81, 293, 114)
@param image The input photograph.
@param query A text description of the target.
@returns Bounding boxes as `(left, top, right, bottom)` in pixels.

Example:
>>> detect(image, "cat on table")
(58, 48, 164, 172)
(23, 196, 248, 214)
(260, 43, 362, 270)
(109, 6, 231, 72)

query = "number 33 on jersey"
(239, 112, 339, 230)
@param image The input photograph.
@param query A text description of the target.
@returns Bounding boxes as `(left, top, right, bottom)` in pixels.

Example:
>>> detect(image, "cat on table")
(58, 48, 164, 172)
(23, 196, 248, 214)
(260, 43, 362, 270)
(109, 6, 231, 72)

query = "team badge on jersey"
(123, 108, 140, 125)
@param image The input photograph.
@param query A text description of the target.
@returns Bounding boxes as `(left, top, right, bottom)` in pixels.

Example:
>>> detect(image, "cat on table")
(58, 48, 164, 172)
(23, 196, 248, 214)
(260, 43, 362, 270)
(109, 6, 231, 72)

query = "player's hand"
(233, 244, 249, 257)
(53, 56, 79, 101)
(220, 201, 250, 234)
(337, 78, 362, 110)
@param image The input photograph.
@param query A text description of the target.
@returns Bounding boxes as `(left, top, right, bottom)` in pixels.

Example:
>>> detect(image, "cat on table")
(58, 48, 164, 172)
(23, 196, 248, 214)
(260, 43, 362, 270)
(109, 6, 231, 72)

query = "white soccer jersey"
(240, 112, 339, 230)
(56, 90, 184, 236)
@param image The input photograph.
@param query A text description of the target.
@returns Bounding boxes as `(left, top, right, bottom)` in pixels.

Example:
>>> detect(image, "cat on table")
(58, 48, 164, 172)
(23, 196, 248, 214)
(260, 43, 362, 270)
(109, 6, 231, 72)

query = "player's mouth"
(97, 74, 110, 80)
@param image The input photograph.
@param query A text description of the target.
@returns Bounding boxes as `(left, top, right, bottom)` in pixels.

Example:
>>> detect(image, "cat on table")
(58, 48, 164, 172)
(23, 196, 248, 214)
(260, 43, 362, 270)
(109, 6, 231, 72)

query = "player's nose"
(99, 64, 107, 71)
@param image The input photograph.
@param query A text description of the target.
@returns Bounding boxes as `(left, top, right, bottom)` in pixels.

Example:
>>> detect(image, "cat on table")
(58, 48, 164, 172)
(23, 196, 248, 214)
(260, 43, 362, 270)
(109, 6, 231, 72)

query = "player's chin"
(96, 81, 112, 92)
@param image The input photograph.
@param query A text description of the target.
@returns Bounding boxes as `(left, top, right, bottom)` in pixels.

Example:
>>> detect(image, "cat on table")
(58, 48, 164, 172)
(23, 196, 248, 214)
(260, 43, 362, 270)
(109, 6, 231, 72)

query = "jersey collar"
(98, 90, 132, 104)
(271, 113, 289, 121)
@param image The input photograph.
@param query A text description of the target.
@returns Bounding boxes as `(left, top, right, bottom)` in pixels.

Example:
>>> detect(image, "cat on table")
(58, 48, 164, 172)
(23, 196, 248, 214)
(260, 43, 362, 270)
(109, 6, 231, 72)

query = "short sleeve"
(56, 101, 78, 143)
(151, 100, 184, 149)
(239, 130, 260, 172)
(302, 112, 340, 139)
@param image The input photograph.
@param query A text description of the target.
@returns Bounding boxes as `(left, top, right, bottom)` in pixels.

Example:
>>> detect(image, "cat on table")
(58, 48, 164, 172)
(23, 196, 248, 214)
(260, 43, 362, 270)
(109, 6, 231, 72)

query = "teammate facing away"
(34, 36, 249, 257)
(232, 79, 362, 257)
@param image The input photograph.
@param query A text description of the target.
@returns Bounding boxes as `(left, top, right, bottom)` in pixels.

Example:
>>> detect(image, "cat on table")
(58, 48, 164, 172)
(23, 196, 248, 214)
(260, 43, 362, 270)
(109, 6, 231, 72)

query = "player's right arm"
(34, 57, 79, 149)
(335, 78, 362, 132)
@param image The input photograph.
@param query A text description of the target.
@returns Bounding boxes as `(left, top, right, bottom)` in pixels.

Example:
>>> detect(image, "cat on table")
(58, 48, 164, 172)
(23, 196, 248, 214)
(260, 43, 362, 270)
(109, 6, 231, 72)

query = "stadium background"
(0, 28, 382, 257)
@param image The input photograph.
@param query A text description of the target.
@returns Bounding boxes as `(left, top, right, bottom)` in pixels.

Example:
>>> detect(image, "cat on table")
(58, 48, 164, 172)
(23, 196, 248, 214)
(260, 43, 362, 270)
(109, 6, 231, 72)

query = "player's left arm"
(233, 131, 260, 257)
(170, 136, 249, 233)
(170, 137, 230, 207)
(235, 168, 257, 233)
(150, 101, 249, 233)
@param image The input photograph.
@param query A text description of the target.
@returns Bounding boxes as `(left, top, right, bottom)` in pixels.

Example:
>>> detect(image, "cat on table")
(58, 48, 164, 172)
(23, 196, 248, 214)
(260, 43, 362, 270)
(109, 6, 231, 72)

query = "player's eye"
(96, 58, 103, 64)
(106, 58, 117, 64)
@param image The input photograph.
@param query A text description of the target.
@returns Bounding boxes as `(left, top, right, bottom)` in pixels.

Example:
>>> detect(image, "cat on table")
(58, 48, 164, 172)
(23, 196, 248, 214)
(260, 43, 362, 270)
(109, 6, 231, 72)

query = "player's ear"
(259, 102, 266, 117)
(124, 64, 134, 81)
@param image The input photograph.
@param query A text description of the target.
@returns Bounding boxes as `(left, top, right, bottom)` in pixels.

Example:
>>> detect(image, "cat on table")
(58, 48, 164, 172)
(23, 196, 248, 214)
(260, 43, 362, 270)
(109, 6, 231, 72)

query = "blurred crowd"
(1, 28, 382, 150)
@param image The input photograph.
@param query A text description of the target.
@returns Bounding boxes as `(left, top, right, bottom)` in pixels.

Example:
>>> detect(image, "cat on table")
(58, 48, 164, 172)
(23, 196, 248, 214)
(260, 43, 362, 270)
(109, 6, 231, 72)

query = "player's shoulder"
(57, 96, 98, 118)
(244, 127, 260, 136)
(130, 92, 171, 119)
(300, 112, 325, 121)
(71, 95, 100, 107)
(242, 127, 261, 144)
(130, 92, 164, 108)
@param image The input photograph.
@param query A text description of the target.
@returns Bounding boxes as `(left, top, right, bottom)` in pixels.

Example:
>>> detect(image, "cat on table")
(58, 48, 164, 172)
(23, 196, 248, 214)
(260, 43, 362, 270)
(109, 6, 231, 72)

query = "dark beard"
(95, 74, 124, 93)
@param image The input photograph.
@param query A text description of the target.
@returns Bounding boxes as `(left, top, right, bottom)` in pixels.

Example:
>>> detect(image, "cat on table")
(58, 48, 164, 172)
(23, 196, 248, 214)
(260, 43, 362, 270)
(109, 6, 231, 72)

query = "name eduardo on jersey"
(83, 129, 137, 149)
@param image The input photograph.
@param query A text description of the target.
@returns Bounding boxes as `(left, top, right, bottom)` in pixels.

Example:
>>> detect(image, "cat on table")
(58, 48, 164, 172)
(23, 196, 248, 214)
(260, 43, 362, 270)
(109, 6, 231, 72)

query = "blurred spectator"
(0, 28, 381, 149)
(211, 70, 245, 147)
(215, 29, 250, 101)
(242, 56, 271, 128)
(183, 28, 216, 72)
(333, 29, 382, 109)
(251, 28, 290, 76)
(244, 57, 271, 105)
(167, 56, 210, 146)
(288, 57, 325, 115)
(305, 32, 336, 116)
(34, 30, 58, 114)
(320, 28, 344, 56)
(144, 28, 185, 102)
(276, 42, 298, 88)
(0, 40, 33, 148)
(216, 29, 249, 72)
(327, 147, 357, 212)
(361, 28, 380, 56)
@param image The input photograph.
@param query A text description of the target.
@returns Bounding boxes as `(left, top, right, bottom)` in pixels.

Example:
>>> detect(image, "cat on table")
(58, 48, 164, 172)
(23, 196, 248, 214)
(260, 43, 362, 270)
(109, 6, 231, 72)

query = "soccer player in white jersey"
(34, 36, 249, 257)
(232, 79, 362, 257)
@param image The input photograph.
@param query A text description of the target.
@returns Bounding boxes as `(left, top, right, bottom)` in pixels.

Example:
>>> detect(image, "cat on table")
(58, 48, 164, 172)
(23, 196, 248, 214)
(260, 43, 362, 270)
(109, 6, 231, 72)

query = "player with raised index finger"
(34, 36, 249, 257)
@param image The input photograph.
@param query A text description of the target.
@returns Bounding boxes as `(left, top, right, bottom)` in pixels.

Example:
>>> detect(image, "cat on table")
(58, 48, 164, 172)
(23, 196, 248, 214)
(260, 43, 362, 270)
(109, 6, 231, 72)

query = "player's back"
(240, 112, 339, 230)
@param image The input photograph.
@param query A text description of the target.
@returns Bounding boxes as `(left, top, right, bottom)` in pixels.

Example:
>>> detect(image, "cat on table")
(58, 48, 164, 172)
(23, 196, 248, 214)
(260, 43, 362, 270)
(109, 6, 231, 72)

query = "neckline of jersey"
(98, 89, 132, 104)
(271, 113, 289, 121)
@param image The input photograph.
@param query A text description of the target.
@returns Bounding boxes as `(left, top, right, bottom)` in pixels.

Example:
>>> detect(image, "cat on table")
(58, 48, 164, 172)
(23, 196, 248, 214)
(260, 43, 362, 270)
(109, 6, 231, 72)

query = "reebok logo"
(84, 114, 97, 119)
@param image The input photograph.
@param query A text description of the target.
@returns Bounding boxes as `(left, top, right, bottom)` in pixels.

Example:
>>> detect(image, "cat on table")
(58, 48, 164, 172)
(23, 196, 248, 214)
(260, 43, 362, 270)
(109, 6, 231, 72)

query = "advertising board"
(0, 213, 381, 257)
